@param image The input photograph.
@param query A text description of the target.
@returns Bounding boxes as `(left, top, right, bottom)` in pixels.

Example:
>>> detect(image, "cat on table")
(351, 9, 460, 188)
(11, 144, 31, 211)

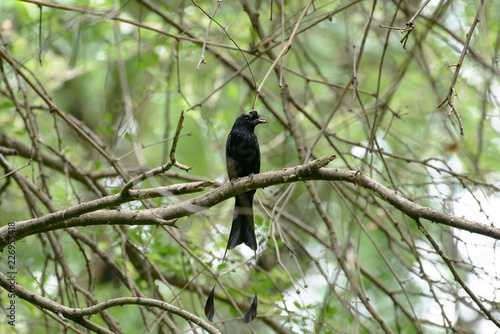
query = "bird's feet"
(230, 173, 255, 186)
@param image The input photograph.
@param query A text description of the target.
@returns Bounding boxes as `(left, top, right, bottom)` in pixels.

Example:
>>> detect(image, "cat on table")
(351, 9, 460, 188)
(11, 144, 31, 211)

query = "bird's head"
(233, 110, 269, 131)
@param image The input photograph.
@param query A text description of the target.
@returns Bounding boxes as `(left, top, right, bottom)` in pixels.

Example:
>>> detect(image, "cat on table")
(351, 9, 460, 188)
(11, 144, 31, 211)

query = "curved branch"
(1, 155, 499, 249)
(0, 272, 221, 334)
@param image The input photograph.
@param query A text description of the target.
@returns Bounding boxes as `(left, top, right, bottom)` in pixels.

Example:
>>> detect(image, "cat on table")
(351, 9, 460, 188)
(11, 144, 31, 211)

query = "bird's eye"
(245, 116, 250, 120)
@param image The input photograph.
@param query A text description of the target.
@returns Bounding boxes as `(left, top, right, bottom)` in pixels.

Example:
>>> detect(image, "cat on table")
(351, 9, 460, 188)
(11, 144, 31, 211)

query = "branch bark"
(0, 272, 221, 334)
(1, 155, 499, 249)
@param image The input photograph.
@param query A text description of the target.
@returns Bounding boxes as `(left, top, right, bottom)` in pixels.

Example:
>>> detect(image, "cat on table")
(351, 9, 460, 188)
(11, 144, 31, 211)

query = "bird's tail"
(227, 192, 257, 250)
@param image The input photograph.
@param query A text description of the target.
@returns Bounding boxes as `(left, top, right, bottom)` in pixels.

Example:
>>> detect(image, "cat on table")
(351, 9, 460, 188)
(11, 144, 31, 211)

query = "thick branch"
(1, 155, 499, 249)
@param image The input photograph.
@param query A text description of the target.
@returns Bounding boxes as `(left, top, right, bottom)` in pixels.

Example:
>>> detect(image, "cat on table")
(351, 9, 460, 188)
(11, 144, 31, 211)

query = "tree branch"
(1, 155, 499, 249)
(416, 219, 500, 329)
(0, 272, 221, 334)
(2, 155, 499, 249)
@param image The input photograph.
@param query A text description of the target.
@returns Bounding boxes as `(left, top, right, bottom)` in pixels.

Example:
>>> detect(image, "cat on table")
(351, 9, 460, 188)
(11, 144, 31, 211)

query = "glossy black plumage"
(226, 110, 268, 250)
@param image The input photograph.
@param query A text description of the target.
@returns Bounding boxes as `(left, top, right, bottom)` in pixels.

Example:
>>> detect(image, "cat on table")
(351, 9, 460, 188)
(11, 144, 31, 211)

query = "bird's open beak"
(255, 117, 269, 124)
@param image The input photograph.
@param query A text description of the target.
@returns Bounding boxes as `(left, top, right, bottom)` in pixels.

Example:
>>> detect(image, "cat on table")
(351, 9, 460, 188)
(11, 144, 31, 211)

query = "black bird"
(204, 111, 267, 324)
(226, 110, 268, 250)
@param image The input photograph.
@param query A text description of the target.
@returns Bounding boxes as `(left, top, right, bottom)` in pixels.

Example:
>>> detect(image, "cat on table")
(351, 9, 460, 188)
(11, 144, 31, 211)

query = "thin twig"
(416, 219, 500, 329)
(253, 0, 314, 108)
(195, 0, 223, 69)
(437, 0, 484, 135)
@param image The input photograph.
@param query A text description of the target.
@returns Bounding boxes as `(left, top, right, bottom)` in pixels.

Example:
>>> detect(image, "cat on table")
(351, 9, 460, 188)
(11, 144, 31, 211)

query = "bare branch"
(0, 272, 221, 334)
(2, 155, 499, 249)
(437, 0, 484, 135)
